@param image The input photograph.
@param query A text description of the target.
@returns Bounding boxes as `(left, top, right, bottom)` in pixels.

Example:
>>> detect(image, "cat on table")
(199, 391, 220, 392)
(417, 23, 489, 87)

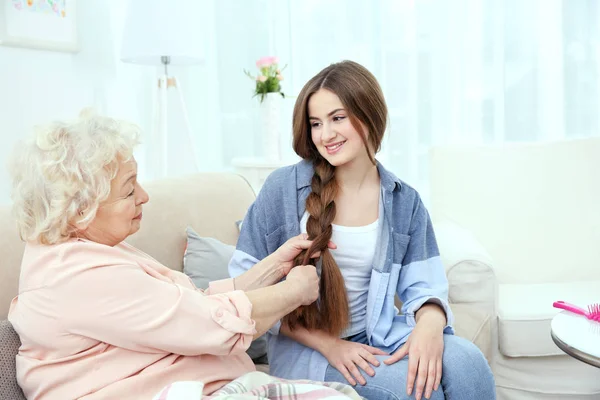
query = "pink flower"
(276, 74, 284, 81)
(255, 56, 280, 68)
(256, 57, 272, 68)
(257, 75, 267, 82)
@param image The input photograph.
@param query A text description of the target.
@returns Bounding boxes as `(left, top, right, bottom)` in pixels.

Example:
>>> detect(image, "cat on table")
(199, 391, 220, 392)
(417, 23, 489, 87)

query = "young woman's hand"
(272, 233, 336, 276)
(384, 307, 446, 400)
(320, 337, 388, 386)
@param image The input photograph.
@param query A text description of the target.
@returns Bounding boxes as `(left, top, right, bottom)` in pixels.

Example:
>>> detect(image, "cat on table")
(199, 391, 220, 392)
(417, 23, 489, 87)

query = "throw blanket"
(153, 371, 364, 400)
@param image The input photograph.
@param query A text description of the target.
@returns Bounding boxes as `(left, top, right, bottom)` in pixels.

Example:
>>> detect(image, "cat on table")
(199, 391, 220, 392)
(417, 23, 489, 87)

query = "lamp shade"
(120, 0, 204, 66)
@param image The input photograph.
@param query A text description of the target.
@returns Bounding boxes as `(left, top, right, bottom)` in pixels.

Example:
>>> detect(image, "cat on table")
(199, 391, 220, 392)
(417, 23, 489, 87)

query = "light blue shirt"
(228, 160, 454, 381)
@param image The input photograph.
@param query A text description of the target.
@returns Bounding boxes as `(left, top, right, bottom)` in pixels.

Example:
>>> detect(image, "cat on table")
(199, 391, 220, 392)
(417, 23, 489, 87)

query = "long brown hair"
(283, 60, 388, 336)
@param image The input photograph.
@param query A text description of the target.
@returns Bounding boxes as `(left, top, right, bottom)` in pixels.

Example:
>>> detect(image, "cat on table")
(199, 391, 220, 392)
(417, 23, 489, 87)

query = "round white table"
(551, 311, 600, 368)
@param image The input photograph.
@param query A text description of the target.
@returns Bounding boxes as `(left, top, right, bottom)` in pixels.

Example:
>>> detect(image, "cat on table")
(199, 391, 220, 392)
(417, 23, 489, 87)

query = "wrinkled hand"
(321, 338, 388, 386)
(273, 233, 336, 276)
(285, 265, 319, 306)
(384, 314, 445, 400)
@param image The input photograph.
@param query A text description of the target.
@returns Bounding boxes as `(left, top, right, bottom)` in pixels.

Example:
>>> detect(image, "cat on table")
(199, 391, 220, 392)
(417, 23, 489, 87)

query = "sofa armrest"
(433, 219, 498, 363)
(433, 219, 497, 308)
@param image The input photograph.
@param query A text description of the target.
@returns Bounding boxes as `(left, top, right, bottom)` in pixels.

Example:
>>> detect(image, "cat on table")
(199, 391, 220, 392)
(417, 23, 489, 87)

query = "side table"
(551, 310, 600, 368)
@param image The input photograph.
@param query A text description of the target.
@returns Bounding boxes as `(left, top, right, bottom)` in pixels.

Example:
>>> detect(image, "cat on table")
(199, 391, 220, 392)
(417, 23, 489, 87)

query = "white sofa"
(0, 172, 495, 397)
(430, 137, 600, 399)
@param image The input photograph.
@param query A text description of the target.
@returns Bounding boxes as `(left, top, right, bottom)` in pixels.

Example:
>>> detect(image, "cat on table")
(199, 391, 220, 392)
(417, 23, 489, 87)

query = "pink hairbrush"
(553, 301, 600, 322)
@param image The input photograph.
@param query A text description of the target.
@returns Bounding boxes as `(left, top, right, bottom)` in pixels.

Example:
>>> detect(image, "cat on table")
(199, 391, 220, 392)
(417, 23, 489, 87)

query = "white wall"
(0, 0, 156, 205)
(2, 0, 598, 205)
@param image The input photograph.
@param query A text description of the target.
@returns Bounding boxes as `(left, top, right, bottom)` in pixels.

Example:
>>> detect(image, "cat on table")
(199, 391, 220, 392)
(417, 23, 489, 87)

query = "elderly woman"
(7, 112, 327, 400)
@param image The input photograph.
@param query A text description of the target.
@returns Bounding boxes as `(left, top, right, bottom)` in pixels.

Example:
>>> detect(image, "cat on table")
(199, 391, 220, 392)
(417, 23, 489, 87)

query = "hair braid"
(282, 158, 349, 335)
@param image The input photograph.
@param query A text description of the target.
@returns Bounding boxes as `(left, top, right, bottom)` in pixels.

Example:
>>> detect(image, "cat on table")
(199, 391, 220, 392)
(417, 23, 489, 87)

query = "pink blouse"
(8, 238, 256, 399)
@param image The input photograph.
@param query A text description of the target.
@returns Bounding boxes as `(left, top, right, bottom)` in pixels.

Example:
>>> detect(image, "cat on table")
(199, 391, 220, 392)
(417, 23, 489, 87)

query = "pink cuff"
(211, 291, 256, 336)
(208, 278, 236, 294)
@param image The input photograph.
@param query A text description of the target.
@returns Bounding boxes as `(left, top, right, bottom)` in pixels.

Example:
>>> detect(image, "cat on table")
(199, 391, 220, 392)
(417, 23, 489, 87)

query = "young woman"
(229, 61, 495, 400)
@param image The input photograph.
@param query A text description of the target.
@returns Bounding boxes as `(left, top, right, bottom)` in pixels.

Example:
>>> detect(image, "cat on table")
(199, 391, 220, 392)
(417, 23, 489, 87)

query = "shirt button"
(215, 310, 224, 318)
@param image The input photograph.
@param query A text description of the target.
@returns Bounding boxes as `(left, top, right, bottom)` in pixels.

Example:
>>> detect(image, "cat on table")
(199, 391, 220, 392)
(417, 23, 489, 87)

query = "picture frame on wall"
(0, 0, 78, 53)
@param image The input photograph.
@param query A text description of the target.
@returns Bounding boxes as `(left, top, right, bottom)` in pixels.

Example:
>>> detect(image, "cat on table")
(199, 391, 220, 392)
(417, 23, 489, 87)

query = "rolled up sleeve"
(397, 197, 455, 334)
(209, 290, 256, 336)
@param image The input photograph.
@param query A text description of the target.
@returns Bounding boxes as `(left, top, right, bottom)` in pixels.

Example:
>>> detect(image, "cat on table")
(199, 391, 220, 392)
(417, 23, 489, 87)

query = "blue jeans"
(324, 332, 495, 400)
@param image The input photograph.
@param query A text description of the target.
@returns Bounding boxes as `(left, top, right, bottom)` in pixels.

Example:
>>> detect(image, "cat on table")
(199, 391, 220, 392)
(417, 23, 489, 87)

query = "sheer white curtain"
(194, 0, 600, 195)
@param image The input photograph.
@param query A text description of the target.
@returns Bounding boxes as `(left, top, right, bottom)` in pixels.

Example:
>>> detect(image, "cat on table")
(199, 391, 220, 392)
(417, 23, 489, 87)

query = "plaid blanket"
(153, 371, 364, 400)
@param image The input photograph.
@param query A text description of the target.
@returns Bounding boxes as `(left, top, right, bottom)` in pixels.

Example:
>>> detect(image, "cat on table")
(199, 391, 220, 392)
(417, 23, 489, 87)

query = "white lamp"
(120, 0, 204, 178)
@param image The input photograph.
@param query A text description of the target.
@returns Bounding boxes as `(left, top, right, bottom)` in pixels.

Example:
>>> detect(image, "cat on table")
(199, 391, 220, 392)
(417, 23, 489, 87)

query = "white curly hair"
(9, 109, 141, 245)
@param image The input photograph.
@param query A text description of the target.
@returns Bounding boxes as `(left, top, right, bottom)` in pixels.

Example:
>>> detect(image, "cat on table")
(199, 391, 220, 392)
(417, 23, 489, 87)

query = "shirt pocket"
(265, 225, 288, 254)
(392, 232, 411, 266)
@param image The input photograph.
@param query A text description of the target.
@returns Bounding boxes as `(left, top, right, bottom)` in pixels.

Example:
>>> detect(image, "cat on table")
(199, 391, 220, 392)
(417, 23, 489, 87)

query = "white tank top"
(300, 195, 381, 337)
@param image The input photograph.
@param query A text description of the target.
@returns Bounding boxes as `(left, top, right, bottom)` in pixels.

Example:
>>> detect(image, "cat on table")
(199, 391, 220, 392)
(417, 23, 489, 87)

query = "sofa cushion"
(498, 281, 600, 357)
(123, 173, 255, 274)
(0, 320, 26, 400)
(494, 351, 600, 397)
(0, 206, 25, 320)
(183, 227, 267, 363)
